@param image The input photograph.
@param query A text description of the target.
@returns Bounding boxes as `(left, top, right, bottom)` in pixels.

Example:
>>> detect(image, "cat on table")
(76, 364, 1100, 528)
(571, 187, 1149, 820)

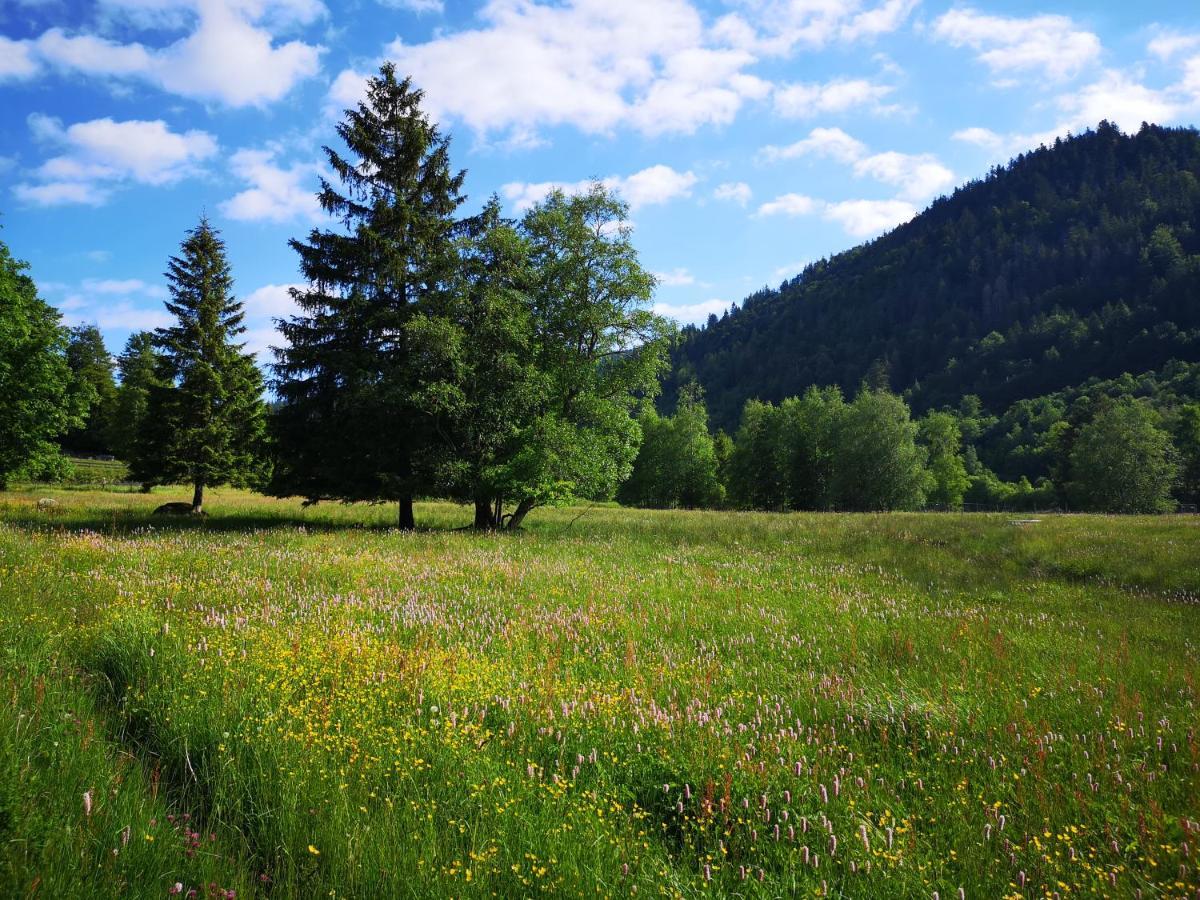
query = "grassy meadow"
(0, 488, 1197, 898)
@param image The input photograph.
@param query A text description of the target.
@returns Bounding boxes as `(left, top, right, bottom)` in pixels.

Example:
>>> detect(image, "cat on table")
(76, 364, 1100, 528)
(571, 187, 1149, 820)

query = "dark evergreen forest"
(664, 122, 1200, 482)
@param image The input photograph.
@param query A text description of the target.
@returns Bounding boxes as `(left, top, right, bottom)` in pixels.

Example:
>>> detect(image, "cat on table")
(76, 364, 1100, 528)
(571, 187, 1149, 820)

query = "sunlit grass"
(1, 489, 1197, 897)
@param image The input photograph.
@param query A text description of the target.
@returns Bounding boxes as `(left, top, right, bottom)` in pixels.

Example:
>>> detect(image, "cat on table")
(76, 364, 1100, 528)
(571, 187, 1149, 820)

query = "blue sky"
(2, 0, 1199, 360)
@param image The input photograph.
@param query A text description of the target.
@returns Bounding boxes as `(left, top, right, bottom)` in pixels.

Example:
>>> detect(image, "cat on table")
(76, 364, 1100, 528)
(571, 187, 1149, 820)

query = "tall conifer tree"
(270, 63, 466, 529)
(131, 219, 267, 512)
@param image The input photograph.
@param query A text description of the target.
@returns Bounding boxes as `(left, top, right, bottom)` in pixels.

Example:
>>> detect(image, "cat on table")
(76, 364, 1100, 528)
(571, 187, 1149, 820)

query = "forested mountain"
(666, 122, 1200, 440)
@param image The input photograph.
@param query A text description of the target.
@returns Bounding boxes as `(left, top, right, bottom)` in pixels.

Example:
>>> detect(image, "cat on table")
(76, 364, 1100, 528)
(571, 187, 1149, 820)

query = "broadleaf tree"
(0, 234, 84, 488)
(270, 63, 466, 529)
(131, 219, 268, 512)
(1067, 399, 1178, 513)
(496, 184, 671, 529)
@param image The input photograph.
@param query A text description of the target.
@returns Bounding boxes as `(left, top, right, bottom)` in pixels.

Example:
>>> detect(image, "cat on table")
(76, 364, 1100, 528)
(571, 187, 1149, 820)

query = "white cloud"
(823, 198, 916, 237)
(761, 127, 953, 202)
(772, 77, 894, 118)
(853, 150, 955, 201)
(373, 0, 748, 141)
(653, 267, 696, 287)
(242, 282, 304, 320)
(955, 64, 1198, 164)
(326, 0, 780, 144)
(14, 181, 111, 207)
(951, 126, 1004, 151)
(932, 8, 1101, 82)
(82, 278, 166, 297)
(761, 126, 866, 163)
(0, 36, 41, 80)
(653, 297, 730, 324)
(755, 192, 820, 217)
(220, 148, 322, 224)
(57, 293, 172, 331)
(839, 0, 918, 43)
(713, 181, 752, 206)
(1148, 30, 1200, 62)
(1056, 69, 1183, 133)
(29, 0, 324, 107)
(240, 282, 305, 358)
(722, 0, 918, 57)
(501, 165, 697, 213)
(15, 115, 217, 207)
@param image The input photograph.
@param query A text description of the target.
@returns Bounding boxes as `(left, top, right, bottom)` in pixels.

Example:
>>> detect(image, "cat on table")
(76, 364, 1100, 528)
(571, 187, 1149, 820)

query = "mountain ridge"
(664, 121, 1200, 449)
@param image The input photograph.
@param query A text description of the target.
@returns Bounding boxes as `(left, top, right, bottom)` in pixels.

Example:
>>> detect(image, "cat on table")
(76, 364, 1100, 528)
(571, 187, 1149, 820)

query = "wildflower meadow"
(0, 489, 1197, 898)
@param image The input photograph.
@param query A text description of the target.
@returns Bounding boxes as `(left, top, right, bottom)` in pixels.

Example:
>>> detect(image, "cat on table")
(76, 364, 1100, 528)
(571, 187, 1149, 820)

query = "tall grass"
(0, 489, 1196, 897)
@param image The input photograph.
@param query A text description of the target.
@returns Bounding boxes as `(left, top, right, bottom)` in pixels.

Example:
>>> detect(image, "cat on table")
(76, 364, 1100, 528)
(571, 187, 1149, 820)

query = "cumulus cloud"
(220, 148, 323, 223)
(653, 268, 698, 287)
(713, 181, 752, 206)
(761, 127, 954, 202)
(81, 277, 166, 297)
(755, 193, 820, 217)
(1147, 30, 1200, 62)
(15, 115, 218, 207)
(854, 150, 955, 201)
(0, 36, 41, 80)
(823, 198, 916, 236)
(240, 282, 306, 357)
(953, 64, 1200, 162)
(772, 77, 894, 118)
(932, 8, 1101, 82)
(501, 165, 698, 213)
(761, 126, 867, 163)
(718, 0, 918, 57)
(328, 0, 911, 144)
(25, 0, 324, 107)
(653, 297, 730, 324)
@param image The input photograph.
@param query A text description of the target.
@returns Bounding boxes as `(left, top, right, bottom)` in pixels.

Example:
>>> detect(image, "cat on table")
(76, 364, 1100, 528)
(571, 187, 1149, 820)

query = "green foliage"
(0, 235, 83, 489)
(61, 324, 117, 455)
(619, 386, 724, 509)
(270, 64, 466, 527)
(830, 390, 928, 511)
(131, 219, 269, 509)
(497, 184, 671, 527)
(918, 412, 969, 509)
(1174, 403, 1200, 505)
(107, 331, 162, 462)
(1067, 399, 1179, 512)
(726, 399, 788, 510)
(778, 386, 846, 510)
(726, 388, 927, 511)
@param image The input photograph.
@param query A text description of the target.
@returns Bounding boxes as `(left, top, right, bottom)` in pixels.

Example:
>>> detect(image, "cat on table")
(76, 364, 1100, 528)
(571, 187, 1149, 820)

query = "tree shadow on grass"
(0, 500, 480, 537)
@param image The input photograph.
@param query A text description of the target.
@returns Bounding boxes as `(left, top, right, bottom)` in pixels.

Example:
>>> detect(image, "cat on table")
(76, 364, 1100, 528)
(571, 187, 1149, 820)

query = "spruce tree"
(131, 218, 268, 512)
(62, 324, 117, 455)
(270, 63, 466, 529)
(107, 331, 162, 461)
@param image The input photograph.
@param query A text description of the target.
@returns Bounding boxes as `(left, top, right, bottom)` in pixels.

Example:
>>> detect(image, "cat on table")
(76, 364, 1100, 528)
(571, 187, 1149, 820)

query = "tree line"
(620, 382, 1199, 514)
(3, 73, 1199, 519)
(665, 122, 1200, 435)
(0, 65, 668, 527)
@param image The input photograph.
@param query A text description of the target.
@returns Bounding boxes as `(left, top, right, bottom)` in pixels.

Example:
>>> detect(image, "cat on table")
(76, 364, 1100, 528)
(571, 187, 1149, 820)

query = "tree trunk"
(398, 496, 415, 530)
(506, 497, 536, 530)
(191, 481, 204, 515)
(474, 497, 496, 530)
